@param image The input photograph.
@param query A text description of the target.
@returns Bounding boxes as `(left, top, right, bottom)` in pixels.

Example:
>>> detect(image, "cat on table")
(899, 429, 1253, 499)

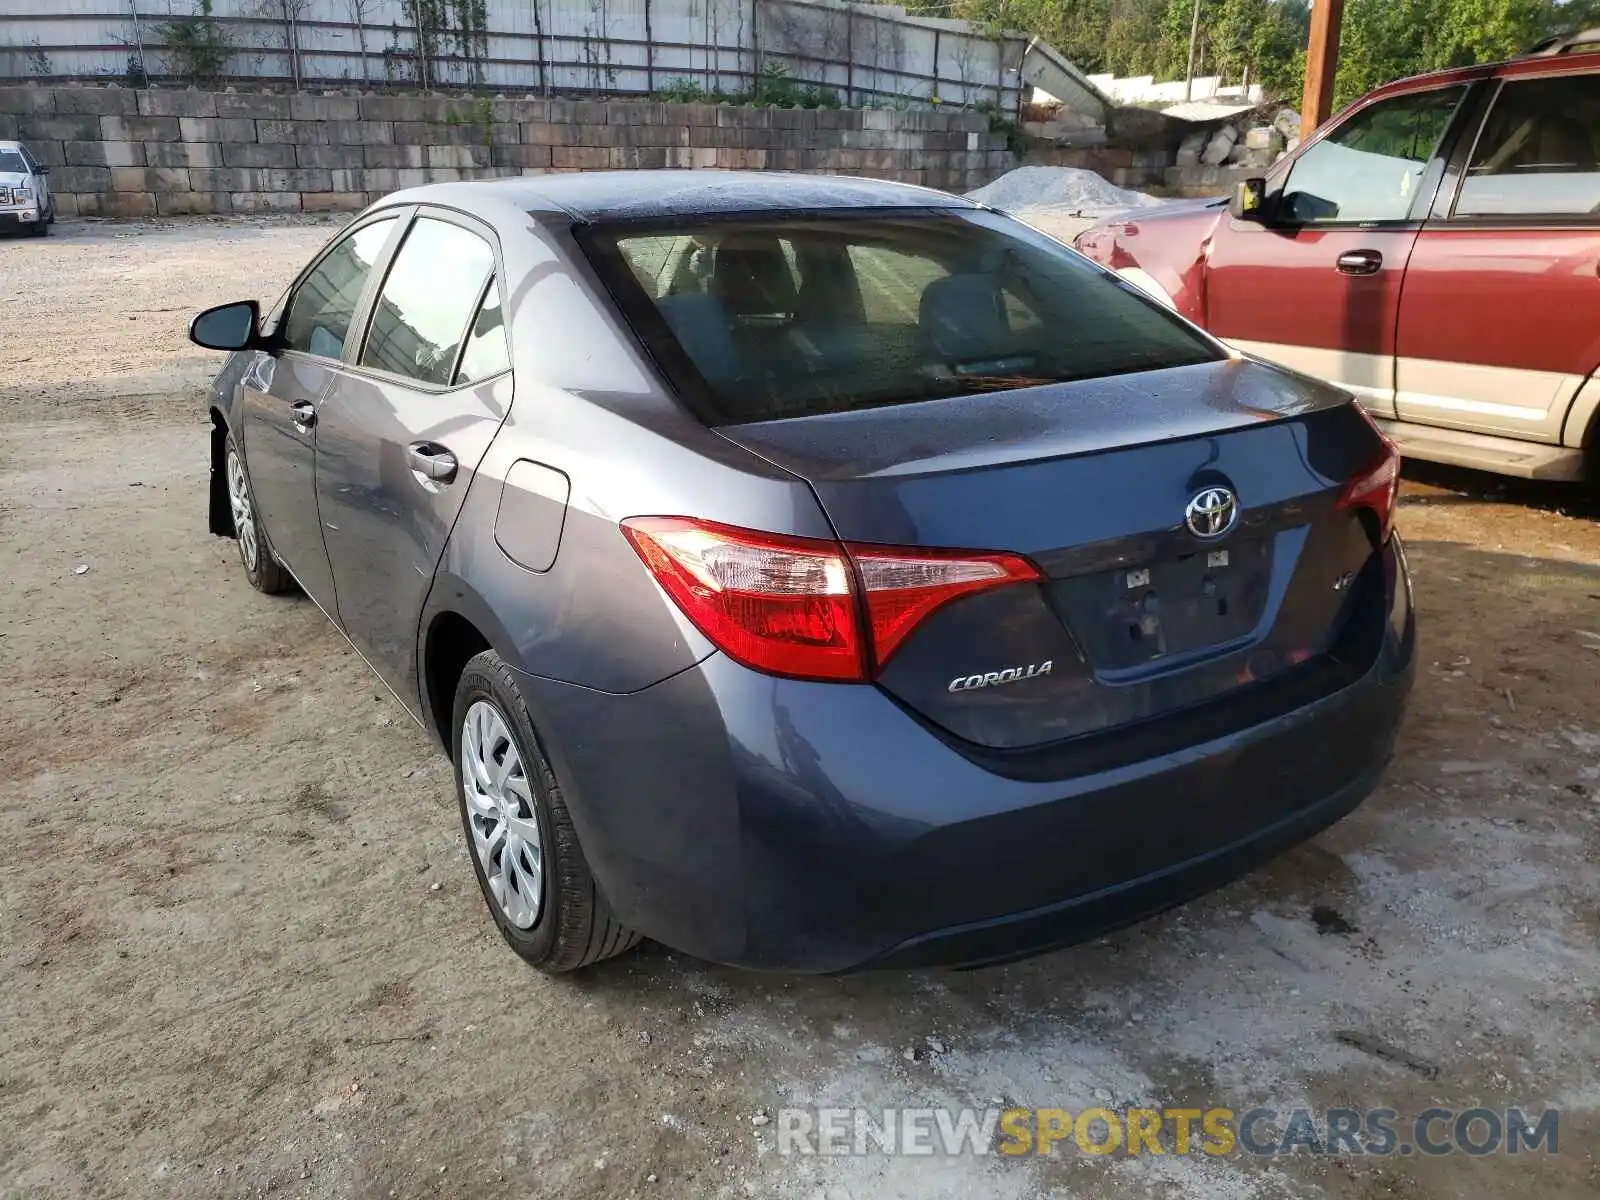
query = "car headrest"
(655, 291, 740, 383)
(918, 273, 1007, 360)
(710, 236, 797, 315)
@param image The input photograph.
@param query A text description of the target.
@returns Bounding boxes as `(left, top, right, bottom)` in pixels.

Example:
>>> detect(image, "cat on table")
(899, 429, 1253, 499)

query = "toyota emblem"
(1185, 486, 1238, 539)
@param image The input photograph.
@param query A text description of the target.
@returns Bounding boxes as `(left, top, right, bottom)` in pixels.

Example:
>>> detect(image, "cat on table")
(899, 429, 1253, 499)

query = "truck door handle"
(407, 442, 458, 486)
(290, 399, 316, 430)
(1336, 249, 1383, 276)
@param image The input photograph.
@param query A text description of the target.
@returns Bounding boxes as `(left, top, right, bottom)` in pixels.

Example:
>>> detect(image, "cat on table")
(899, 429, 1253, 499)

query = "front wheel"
(452, 650, 640, 972)
(224, 437, 293, 594)
(28, 217, 47, 237)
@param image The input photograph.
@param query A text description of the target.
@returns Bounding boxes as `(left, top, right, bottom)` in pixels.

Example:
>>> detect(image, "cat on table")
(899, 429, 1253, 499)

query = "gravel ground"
(1, 216, 1597, 1200)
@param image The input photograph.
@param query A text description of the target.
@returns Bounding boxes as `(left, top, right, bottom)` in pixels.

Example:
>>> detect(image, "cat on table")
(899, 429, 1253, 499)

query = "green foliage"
(652, 64, 842, 110)
(160, 0, 233, 87)
(974, 97, 1030, 152)
(404, 0, 489, 85)
(654, 78, 708, 103)
(748, 62, 843, 108)
(905, 0, 1596, 108)
(124, 54, 149, 89)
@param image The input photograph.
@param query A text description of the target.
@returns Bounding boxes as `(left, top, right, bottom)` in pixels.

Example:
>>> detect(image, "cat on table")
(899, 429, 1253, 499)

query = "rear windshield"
(580, 209, 1221, 425)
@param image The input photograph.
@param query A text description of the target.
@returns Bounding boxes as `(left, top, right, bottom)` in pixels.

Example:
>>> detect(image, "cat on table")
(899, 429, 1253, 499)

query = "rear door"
(238, 213, 402, 610)
(1395, 69, 1600, 444)
(1206, 84, 1470, 417)
(315, 210, 512, 706)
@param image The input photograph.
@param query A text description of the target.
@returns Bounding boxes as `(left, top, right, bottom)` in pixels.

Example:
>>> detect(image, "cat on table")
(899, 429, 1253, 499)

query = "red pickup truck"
(1073, 33, 1600, 481)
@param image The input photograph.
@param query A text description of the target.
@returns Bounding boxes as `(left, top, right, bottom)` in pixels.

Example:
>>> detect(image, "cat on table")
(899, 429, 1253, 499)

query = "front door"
(1206, 83, 1470, 418)
(21, 144, 49, 216)
(238, 214, 402, 611)
(1395, 70, 1600, 443)
(315, 213, 512, 706)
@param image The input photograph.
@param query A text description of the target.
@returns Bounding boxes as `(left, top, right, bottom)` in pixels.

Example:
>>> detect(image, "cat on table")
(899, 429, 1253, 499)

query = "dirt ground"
(1, 216, 1597, 1200)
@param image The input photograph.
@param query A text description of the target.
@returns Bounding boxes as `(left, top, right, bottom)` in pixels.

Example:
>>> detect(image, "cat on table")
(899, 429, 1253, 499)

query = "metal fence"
(0, 0, 1030, 112)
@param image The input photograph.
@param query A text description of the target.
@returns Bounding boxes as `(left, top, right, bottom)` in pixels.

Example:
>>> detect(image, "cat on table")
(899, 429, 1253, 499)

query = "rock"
(1273, 108, 1302, 138)
(1175, 127, 1208, 167)
(1243, 125, 1285, 153)
(1226, 140, 1250, 164)
(1201, 124, 1239, 165)
(750, 1112, 770, 1126)
(926, 1036, 946, 1054)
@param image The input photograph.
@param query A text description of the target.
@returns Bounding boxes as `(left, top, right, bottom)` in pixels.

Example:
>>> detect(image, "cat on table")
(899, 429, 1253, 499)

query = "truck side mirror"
(1229, 177, 1268, 223)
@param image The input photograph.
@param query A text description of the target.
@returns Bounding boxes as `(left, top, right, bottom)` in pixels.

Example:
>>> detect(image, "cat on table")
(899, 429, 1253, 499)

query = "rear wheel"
(452, 650, 640, 972)
(225, 437, 293, 594)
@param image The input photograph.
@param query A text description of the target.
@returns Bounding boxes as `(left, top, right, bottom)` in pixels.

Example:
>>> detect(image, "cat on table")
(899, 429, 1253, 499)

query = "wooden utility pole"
(1184, 0, 1201, 102)
(1301, 0, 1344, 131)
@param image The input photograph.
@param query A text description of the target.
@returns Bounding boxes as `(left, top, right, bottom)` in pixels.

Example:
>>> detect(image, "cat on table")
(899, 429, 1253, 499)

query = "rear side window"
(361, 217, 495, 386)
(1456, 74, 1600, 217)
(1279, 86, 1465, 223)
(454, 279, 510, 384)
(585, 211, 1221, 425)
(282, 217, 397, 358)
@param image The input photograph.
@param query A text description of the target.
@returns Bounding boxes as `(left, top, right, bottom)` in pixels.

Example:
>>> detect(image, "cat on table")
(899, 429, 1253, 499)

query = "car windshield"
(0, 150, 27, 173)
(581, 209, 1222, 425)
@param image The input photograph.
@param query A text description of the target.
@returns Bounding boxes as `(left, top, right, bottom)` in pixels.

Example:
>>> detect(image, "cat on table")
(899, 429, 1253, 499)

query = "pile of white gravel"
(965, 165, 1162, 217)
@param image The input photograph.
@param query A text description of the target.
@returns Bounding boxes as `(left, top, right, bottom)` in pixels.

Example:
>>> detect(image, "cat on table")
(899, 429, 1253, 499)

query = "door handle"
(407, 442, 458, 486)
(290, 399, 316, 430)
(1336, 249, 1383, 276)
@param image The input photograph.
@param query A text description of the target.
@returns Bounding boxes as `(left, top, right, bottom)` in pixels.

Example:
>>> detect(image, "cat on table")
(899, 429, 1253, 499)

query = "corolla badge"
(948, 661, 1054, 692)
(1185, 486, 1238, 539)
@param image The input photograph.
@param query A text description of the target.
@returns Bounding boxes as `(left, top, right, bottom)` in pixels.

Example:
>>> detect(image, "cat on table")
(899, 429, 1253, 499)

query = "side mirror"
(1228, 177, 1268, 222)
(189, 300, 263, 352)
(36, 165, 49, 175)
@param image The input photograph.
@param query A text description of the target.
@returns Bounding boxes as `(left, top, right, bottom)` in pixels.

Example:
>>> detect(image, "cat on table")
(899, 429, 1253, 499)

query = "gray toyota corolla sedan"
(190, 172, 1414, 973)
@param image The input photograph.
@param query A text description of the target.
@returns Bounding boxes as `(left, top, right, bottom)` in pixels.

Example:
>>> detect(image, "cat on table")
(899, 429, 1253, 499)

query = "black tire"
(224, 435, 294, 595)
(451, 650, 641, 972)
(28, 217, 47, 237)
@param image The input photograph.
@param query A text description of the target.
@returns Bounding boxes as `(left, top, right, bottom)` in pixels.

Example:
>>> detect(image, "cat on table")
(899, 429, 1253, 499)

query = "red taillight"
(620, 517, 1041, 682)
(1336, 412, 1401, 543)
(850, 545, 1042, 666)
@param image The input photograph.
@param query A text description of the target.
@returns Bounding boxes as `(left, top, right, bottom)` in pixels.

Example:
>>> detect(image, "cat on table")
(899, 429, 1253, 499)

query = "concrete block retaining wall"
(0, 86, 1016, 219)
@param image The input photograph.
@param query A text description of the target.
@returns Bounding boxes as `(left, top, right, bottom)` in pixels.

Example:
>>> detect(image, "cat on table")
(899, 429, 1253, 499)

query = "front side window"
(281, 217, 397, 358)
(1279, 86, 1466, 223)
(361, 217, 495, 386)
(586, 210, 1222, 425)
(1456, 74, 1600, 217)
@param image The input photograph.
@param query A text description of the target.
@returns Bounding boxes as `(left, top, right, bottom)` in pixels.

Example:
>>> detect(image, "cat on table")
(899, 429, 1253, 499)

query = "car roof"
(385, 170, 976, 222)
(1360, 45, 1600, 105)
(0, 140, 24, 152)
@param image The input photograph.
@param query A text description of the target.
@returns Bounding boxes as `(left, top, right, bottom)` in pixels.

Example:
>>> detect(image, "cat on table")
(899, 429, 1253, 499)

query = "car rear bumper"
(514, 537, 1415, 972)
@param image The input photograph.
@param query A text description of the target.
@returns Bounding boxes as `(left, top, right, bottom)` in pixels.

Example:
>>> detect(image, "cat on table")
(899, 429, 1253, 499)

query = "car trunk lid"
(717, 358, 1392, 752)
